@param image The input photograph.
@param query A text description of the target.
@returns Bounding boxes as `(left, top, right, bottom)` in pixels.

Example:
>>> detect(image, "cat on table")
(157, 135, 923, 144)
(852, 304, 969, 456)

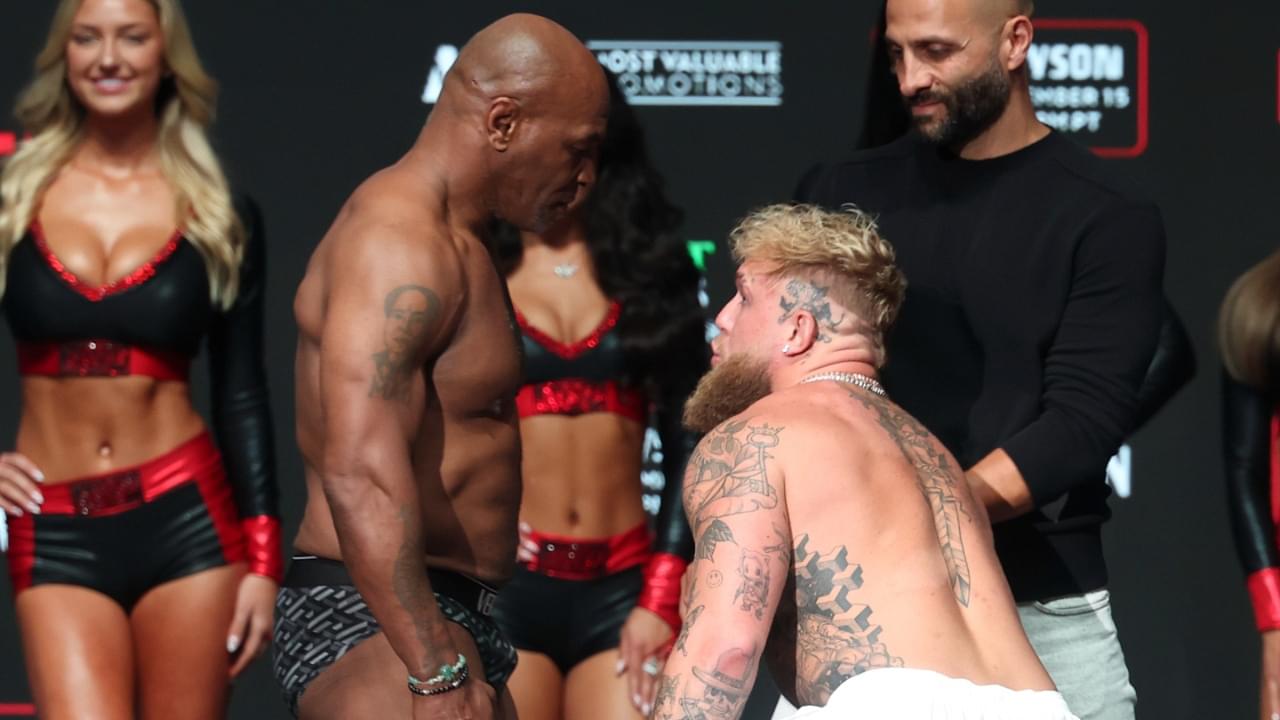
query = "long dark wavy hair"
(489, 73, 708, 408)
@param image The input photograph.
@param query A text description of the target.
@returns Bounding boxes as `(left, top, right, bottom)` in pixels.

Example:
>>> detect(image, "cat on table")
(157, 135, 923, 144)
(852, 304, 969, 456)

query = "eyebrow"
(71, 22, 149, 32)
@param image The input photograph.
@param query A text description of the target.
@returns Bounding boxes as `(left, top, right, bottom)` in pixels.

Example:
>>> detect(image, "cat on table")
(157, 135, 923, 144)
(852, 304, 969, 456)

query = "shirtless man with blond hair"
(271, 14, 609, 720)
(654, 204, 1077, 719)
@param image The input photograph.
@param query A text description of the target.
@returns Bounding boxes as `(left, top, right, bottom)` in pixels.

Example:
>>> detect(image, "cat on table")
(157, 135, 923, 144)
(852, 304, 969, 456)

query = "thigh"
(130, 563, 243, 720)
(1018, 590, 1136, 720)
(300, 620, 499, 720)
(506, 650, 564, 720)
(15, 585, 135, 720)
(564, 650, 643, 720)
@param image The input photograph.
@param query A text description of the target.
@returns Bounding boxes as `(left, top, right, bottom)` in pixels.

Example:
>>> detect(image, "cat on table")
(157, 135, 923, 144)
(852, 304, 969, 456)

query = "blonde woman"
(0, 0, 280, 717)
(1221, 249, 1280, 720)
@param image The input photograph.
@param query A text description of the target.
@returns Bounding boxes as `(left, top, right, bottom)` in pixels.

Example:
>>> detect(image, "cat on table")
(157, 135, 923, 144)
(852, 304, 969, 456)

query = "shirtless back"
(657, 205, 1072, 720)
(274, 14, 608, 720)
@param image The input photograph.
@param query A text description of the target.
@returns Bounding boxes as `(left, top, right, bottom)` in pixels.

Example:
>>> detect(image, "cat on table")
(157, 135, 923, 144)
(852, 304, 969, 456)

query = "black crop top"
(515, 301, 648, 423)
(1, 197, 280, 575)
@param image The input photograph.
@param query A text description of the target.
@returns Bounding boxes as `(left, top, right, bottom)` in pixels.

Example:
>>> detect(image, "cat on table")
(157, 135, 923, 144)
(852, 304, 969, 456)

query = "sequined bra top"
(514, 300, 648, 423)
(3, 221, 214, 380)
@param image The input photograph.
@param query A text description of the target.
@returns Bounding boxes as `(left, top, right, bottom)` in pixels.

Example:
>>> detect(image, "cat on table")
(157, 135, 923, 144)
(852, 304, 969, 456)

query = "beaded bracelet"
(408, 653, 469, 696)
(407, 665, 469, 697)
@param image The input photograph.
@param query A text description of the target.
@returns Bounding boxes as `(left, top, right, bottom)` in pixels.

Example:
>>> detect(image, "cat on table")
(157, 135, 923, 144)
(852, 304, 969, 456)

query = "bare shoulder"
(323, 175, 466, 301)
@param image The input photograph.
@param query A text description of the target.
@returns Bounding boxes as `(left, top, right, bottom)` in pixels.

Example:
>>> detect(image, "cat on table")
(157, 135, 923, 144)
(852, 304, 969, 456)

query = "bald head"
(431, 14, 608, 235)
(443, 13, 605, 111)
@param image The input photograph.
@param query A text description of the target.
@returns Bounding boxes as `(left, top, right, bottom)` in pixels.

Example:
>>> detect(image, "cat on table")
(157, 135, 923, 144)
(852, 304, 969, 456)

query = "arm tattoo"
(846, 391, 973, 606)
(654, 675, 681, 718)
(391, 505, 438, 658)
(676, 605, 705, 656)
(734, 549, 771, 619)
(677, 645, 757, 720)
(777, 279, 846, 343)
(793, 534, 903, 705)
(370, 284, 441, 401)
(696, 519, 736, 561)
(685, 420, 783, 523)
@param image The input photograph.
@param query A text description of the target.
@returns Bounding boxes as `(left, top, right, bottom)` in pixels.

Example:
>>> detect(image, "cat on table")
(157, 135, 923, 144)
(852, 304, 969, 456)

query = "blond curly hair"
(729, 203, 906, 364)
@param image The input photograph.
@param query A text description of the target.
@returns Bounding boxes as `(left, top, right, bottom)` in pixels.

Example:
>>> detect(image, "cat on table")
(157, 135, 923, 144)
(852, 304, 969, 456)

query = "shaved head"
(442, 13, 606, 113)
(430, 14, 609, 234)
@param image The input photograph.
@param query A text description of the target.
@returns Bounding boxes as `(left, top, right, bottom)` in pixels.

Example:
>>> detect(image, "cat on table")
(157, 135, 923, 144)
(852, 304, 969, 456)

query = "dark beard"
(682, 354, 773, 434)
(907, 59, 1011, 149)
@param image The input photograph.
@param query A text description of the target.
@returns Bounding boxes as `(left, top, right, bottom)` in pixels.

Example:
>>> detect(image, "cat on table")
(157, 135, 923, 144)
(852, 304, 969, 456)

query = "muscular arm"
(318, 227, 462, 677)
(971, 201, 1166, 521)
(653, 418, 790, 720)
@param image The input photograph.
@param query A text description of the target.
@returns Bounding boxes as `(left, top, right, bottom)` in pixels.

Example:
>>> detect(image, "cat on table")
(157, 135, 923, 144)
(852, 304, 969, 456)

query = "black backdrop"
(0, 2, 1277, 718)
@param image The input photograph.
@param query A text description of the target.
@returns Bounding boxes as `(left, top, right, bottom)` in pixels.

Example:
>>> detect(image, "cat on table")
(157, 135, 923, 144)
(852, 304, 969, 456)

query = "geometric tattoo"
(846, 391, 973, 606)
(370, 284, 439, 401)
(793, 534, 903, 705)
(777, 279, 846, 343)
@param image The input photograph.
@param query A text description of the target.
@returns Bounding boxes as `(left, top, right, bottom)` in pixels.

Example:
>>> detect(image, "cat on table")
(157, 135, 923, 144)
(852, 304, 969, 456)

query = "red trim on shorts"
(5, 513, 35, 594)
(35, 433, 222, 517)
(17, 340, 189, 381)
(521, 522, 653, 580)
(0, 703, 36, 716)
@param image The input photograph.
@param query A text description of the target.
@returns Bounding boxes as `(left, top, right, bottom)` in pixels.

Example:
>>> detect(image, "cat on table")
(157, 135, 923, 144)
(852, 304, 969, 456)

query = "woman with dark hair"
(1220, 249, 1280, 720)
(488, 74, 705, 720)
(0, 0, 279, 716)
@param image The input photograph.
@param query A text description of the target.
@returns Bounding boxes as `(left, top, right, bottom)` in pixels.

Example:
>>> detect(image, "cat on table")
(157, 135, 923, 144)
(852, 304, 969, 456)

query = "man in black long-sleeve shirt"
(798, 1, 1164, 718)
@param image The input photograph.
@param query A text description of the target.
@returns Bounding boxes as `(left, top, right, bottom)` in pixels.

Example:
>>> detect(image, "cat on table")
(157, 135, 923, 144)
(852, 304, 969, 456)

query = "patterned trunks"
(272, 556, 517, 717)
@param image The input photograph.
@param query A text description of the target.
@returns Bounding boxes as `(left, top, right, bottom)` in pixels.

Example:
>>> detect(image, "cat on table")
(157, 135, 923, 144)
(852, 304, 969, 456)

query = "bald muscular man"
(270, 15, 608, 720)
(656, 204, 1075, 719)
(797, 1, 1165, 717)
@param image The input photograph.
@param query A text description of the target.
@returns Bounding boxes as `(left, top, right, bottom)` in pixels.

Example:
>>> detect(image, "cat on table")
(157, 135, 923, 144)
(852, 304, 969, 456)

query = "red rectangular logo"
(1030, 19, 1150, 158)
(0, 132, 17, 157)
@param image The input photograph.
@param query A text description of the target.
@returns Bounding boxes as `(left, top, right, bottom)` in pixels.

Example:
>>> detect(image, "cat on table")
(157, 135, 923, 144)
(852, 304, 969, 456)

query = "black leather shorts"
(491, 564, 644, 673)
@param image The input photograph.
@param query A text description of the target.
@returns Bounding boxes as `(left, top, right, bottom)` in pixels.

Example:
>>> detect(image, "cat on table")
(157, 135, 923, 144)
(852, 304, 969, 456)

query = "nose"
(898, 53, 932, 99)
(576, 158, 597, 190)
(98, 38, 121, 73)
(713, 298, 737, 336)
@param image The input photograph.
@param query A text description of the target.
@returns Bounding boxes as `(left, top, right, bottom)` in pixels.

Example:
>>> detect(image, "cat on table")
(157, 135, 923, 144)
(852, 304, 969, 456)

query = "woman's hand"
(617, 606, 675, 716)
(0, 452, 44, 517)
(227, 573, 278, 678)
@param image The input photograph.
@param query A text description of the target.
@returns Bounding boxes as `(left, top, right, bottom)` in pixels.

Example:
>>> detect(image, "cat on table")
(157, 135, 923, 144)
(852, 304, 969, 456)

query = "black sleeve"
(792, 163, 829, 204)
(653, 395, 695, 561)
(1223, 372, 1277, 575)
(1130, 298, 1196, 432)
(207, 196, 279, 522)
(1002, 201, 1166, 506)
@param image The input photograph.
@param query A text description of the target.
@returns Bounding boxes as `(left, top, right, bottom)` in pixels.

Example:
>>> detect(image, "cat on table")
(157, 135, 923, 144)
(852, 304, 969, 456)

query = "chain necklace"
(800, 371, 886, 397)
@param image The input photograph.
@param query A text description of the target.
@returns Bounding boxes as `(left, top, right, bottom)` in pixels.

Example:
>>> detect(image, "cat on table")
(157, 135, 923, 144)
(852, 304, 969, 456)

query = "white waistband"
(783, 668, 1078, 720)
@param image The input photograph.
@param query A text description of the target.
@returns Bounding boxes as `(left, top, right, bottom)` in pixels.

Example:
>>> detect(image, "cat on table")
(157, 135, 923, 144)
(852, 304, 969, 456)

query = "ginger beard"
(683, 353, 773, 434)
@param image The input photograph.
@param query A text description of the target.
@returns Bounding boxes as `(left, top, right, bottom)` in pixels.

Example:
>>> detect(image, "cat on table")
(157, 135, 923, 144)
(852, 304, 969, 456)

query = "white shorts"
(781, 668, 1079, 720)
